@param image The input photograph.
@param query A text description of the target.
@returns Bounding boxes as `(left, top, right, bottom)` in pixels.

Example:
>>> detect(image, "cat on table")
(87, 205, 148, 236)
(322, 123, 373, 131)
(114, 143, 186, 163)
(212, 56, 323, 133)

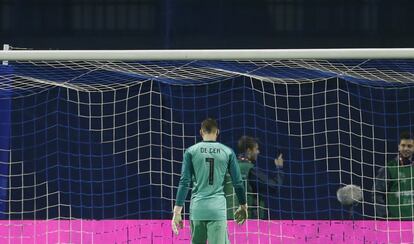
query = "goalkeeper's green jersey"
(175, 141, 246, 220)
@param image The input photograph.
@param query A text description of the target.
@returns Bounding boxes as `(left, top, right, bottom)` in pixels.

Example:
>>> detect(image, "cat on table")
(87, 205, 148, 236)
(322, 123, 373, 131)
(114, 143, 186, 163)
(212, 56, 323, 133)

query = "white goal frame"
(2, 48, 414, 61)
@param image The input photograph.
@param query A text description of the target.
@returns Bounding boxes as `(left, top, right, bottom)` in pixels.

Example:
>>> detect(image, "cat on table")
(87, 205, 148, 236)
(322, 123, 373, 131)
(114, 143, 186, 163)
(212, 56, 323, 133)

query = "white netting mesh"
(0, 57, 414, 243)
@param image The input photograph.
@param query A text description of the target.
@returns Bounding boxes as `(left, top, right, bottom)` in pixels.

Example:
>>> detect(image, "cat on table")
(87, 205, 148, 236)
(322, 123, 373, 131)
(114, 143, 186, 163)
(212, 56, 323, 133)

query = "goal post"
(2, 48, 414, 61)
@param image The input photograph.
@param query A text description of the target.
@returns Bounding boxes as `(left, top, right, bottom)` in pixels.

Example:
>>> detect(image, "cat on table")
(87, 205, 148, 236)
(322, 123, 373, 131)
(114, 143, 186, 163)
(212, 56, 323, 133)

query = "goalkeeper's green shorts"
(190, 220, 230, 244)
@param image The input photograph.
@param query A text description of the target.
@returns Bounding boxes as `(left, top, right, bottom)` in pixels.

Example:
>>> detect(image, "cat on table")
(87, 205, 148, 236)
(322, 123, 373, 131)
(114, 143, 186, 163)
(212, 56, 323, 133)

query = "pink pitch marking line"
(0, 220, 413, 243)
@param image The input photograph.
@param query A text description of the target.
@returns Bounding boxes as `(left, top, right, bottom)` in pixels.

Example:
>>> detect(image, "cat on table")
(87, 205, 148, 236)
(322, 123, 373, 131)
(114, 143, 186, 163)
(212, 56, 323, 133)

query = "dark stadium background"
(0, 0, 413, 49)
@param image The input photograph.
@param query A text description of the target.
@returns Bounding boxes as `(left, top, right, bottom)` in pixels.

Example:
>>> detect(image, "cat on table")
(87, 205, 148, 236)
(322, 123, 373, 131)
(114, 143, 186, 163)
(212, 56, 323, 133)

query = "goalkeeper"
(224, 136, 284, 220)
(172, 118, 248, 244)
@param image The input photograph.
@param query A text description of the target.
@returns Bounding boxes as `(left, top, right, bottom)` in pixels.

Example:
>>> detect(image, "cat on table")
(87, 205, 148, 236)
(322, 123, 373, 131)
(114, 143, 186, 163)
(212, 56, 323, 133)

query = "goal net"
(1, 50, 414, 243)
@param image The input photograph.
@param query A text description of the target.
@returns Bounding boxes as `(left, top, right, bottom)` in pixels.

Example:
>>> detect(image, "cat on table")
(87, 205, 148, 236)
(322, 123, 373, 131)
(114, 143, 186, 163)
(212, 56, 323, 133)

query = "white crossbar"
(1, 48, 414, 61)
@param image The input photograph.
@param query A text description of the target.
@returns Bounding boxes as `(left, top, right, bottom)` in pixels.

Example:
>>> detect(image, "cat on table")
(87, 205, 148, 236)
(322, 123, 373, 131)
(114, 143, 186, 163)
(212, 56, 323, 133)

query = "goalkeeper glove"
(234, 204, 248, 225)
(172, 212, 183, 235)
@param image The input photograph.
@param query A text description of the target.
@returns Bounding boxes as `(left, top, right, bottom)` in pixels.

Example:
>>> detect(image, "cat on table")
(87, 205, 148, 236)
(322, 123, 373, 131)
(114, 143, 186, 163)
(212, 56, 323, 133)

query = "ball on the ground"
(336, 184, 362, 205)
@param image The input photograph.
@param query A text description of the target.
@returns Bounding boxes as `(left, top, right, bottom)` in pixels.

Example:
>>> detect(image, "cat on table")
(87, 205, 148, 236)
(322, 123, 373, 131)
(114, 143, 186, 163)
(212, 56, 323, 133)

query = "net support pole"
(2, 44, 9, 65)
(0, 44, 11, 217)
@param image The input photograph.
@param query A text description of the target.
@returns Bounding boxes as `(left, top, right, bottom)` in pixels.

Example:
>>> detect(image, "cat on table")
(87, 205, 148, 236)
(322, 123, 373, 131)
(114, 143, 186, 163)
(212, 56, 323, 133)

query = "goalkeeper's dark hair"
(238, 136, 258, 153)
(201, 118, 218, 133)
(400, 131, 413, 141)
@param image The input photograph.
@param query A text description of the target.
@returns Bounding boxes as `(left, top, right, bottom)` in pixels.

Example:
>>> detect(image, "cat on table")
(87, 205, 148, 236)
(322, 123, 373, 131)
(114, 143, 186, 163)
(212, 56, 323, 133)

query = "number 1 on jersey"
(205, 158, 214, 185)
